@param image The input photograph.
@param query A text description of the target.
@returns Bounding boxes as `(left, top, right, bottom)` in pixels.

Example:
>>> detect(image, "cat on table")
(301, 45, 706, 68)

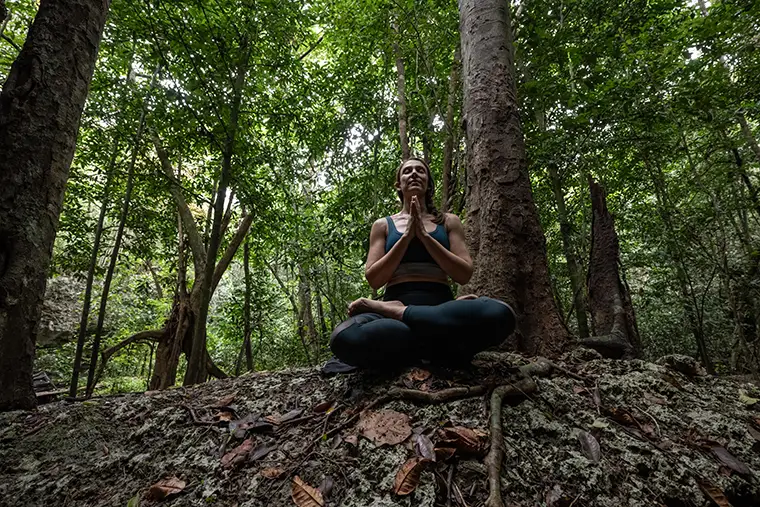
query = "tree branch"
(152, 134, 207, 271)
(211, 214, 253, 293)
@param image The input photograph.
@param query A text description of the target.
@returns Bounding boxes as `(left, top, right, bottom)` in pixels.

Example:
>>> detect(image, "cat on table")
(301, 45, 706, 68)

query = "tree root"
(474, 351, 587, 382)
(484, 377, 538, 507)
(578, 334, 634, 360)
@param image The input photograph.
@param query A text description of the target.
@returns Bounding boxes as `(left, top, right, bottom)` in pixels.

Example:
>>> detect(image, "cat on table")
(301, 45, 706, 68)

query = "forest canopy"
(1, 0, 759, 398)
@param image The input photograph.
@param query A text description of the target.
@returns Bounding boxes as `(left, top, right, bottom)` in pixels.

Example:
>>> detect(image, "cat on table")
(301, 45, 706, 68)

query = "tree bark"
(458, 0, 569, 357)
(298, 265, 319, 360)
(241, 237, 253, 373)
(441, 45, 461, 212)
(580, 179, 641, 359)
(85, 64, 159, 397)
(392, 18, 410, 161)
(0, 0, 110, 411)
(69, 140, 119, 397)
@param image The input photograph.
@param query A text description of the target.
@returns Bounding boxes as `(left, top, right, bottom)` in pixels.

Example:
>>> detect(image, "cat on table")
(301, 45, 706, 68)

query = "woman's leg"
(402, 297, 516, 362)
(329, 312, 419, 368)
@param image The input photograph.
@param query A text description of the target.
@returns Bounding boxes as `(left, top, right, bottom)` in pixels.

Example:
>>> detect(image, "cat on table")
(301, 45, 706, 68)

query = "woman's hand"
(409, 196, 427, 237)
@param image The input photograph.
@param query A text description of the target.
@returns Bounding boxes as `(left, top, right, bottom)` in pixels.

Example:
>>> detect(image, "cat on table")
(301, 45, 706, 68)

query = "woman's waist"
(383, 280, 453, 306)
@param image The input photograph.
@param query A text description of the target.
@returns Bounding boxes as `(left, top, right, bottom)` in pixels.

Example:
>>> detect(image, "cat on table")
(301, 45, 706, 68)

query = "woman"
(329, 157, 516, 368)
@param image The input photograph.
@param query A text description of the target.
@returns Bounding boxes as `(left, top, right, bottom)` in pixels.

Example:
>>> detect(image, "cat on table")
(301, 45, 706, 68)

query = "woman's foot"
(348, 298, 406, 320)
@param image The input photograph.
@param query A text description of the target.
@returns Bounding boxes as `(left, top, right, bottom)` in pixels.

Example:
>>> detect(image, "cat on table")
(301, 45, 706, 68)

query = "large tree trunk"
(579, 179, 641, 359)
(0, 0, 110, 411)
(458, 0, 569, 357)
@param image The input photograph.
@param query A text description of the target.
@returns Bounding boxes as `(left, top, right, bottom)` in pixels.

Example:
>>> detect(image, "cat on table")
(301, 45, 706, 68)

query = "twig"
(636, 405, 662, 437)
(181, 404, 215, 426)
(484, 378, 538, 507)
(453, 479, 469, 507)
(447, 463, 455, 507)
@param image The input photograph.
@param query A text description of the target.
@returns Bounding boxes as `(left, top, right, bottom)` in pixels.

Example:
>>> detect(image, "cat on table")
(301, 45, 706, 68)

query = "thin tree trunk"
(69, 141, 119, 397)
(458, 0, 569, 357)
(298, 265, 319, 360)
(85, 64, 160, 397)
(185, 50, 249, 385)
(0, 0, 110, 411)
(392, 18, 411, 161)
(441, 45, 461, 212)
(242, 237, 253, 372)
(647, 156, 714, 373)
(316, 287, 328, 344)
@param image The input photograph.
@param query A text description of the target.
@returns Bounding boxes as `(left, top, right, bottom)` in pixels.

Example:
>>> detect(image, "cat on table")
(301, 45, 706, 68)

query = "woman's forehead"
(401, 161, 427, 171)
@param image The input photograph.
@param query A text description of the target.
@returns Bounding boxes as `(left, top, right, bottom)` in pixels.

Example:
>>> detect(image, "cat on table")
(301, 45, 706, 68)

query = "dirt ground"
(1, 352, 760, 507)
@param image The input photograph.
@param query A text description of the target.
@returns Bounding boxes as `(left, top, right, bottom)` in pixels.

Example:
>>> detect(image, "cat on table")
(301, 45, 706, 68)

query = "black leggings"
(329, 282, 516, 368)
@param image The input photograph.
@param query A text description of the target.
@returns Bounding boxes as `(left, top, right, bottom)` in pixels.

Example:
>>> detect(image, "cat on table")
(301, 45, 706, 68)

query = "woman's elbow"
(454, 265, 474, 285)
(365, 269, 385, 290)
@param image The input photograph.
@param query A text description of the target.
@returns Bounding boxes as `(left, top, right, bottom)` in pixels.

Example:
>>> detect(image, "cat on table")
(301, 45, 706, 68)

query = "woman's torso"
(384, 213, 450, 288)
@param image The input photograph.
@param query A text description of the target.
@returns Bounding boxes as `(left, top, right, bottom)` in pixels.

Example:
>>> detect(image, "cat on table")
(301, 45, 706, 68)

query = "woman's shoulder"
(442, 212, 463, 229)
(372, 216, 391, 230)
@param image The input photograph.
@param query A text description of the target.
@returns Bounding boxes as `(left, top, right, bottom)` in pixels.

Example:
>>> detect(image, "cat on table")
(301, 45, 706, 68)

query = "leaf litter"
(2, 356, 760, 506)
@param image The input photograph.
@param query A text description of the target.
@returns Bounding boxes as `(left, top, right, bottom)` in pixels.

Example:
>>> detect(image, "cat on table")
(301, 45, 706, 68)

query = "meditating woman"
(329, 157, 516, 368)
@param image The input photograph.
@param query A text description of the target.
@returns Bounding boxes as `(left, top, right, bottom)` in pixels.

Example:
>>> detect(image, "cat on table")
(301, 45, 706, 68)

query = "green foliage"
(5, 0, 759, 391)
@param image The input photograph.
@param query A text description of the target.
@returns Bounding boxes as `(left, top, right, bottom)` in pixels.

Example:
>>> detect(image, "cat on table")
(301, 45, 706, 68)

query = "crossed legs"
(329, 297, 516, 369)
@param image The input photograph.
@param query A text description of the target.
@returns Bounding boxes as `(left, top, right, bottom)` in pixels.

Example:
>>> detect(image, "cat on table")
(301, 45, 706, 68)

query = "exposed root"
(484, 378, 538, 507)
(578, 335, 634, 360)
(473, 351, 587, 382)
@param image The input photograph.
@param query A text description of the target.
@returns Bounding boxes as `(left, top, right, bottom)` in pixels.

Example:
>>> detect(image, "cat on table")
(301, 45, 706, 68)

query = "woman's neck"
(401, 194, 428, 215)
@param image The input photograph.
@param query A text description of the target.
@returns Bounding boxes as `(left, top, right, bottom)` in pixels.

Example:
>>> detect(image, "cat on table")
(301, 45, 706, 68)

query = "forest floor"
(2, 351, 760, 507)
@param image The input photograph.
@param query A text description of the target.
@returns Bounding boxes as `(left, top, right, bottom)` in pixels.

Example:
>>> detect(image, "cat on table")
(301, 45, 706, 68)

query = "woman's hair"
(395, 157, 445, 225)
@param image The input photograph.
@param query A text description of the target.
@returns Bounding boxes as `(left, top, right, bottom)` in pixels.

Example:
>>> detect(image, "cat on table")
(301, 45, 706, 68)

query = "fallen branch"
(181, 404, 215, 426)
(484, 378, 538, 507)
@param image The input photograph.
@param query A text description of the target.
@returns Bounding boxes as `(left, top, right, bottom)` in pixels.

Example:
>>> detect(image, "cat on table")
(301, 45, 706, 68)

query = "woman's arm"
(364, 218, 414, 290)
(417, 212, 473, 285)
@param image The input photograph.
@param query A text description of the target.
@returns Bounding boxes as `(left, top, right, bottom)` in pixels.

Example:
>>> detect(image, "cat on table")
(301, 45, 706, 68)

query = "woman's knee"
(477, 298, 516, 336)
(329, 317, 364, 364)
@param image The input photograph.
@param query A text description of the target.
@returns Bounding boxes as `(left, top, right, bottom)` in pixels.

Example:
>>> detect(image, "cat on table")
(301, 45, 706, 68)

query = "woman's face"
(397, 160, 429, 197)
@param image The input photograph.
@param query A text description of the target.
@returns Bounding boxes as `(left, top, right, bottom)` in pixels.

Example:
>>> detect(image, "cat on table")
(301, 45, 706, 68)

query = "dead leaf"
(357, 409, 412, 446)
(229, 414, 274, 438)
(291, 476, 325, 507)
(434, 446, 456, 462)
(414, 433, 436, 461)
(407, 368, 431, 382)
(214, 408, 235, 422)
(215, 393, 236, 407)
(260, 467, 286, 479)
(318, 476, 335, 499)
(437, 426, 487, 456)
(221, 438, 255, 469)
(711, 446, 750, 475)
(313, 401, 335, 413)
(250, 441, 278, 461)
(748, 425, 760, 442)
(577, 431, 601, 463)
(279, 408, 304, 424)
(696, 477, 731, 507)
(592, 385, 601, 408)
(572, 386, 585, 395)
(147, 477, 186, 501)
(393, 457, 429, 495)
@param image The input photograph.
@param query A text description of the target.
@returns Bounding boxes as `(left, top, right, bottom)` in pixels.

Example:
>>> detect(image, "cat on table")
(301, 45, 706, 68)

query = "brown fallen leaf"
(643, 392, 668, 406)
(221, 438, 255, 469)
(711, 446, 751, 476)
(214, 408, 235, 422)
(437, 426, 487, 456)
(434, 446, 456, 461)
(393, 457, 430, 495)
(292, 476, 325, 507)
(414, 433, 436, 461)
(578, 431, 601, 463)
(318, 476, 335, 499)
(146, 477, 186, 501)
(748, 425, 760, 442)
(313, 400, 335, 413)
(357, 409, 412, 446)
(696, 477, 731, 507)
(214, 393, 236, 407)
(260, 467, 286, 479)
(407, 368, 431, 382)
(572, 385, 585, 395)
(250, 441, 278, 461)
